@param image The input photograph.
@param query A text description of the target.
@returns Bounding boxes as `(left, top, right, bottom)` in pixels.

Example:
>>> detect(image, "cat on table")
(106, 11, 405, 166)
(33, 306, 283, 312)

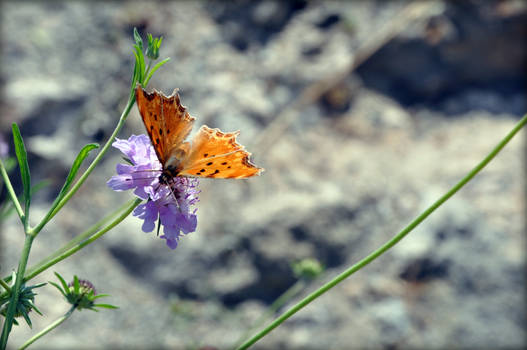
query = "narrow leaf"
(92, 294, 110, 300)
(94, 304, 119, 309)
(28, 301, 43, 316)
(73, 276, 80, 294)
(12, 123, 31, 218)
(133, 27, 143, 49)
(49, 282, 67, 298)
(54, 272, 69, 292)
(144, 58, 170, 87)
(56, 143, 98, 203)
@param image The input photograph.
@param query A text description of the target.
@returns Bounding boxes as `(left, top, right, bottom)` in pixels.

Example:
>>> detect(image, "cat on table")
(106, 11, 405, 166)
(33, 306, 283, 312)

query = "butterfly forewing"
(135, 86, 195, 165)
(178, 126, 263, 178)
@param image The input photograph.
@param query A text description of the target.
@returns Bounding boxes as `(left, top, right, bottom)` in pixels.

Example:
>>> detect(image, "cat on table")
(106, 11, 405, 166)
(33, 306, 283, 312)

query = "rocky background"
(1, 1, 526, 349)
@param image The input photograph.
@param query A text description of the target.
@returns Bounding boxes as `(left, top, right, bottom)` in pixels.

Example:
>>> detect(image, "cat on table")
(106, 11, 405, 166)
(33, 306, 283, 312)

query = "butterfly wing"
(178, 126, 263, 178)
(135, 85, 195, 165)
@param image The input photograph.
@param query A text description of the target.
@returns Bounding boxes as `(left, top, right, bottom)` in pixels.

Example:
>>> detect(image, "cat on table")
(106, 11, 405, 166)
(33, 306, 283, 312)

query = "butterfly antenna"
(166, 179, 183, 213)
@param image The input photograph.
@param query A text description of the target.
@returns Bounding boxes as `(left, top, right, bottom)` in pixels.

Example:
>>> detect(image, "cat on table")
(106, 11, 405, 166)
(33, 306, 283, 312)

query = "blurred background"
(1, 1, 525, 349)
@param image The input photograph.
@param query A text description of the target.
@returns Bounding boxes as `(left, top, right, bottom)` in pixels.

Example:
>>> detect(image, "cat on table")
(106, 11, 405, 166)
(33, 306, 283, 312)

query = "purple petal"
(133, 202, 158, 233)
(107, 175, 135, 191)
(161, 236, 179, 249)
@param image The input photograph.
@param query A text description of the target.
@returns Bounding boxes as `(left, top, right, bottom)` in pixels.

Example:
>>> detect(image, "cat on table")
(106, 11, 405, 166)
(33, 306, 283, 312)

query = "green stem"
(23, 198, 142, 284)
(0, 279, 10, 294)
(18, 305, 76, 350)
(236, 113, 527, 350)
(233, 280, 305, 350)
(30, 96, 136, 236)
(144, 60, 153, 81)
(0, 159, 24, 224)
(38, 199, 137, 266)
(0, 198, 140, 297)
(0, 234, 34, 349)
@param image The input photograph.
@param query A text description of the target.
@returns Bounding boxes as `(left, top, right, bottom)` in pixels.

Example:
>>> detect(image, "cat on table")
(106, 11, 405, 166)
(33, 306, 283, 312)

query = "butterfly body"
(135, 85, 263, 181)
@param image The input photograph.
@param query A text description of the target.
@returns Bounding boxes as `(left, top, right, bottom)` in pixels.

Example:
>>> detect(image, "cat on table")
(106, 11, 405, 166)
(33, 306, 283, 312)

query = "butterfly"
(134, 84, 263, 184)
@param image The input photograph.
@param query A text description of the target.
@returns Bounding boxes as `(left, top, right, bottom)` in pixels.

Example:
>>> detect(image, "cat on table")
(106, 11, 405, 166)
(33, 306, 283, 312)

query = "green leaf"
(92, 294, 110, 300)
(94, 304, 119, 309)
(144, 57, 171, 87)
(73, 276, 80, 294)
(48, 281, 67, 298)
(56, 144, 98, 203)
(12, 123, 31, 219)
(28, 301, 43, 316)
(134, 45, 145, 84)
(133, 27, 143, 50)
(54, 272, 69, 292)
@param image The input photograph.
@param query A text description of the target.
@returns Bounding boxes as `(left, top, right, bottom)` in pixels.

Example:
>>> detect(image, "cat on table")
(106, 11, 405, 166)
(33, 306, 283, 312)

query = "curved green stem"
(18, 305, 76, 350)
(0, 159, 24, 223)
(233, 280, 306, 350)
(24, 198, 142, 284)
(236, 113, 527, 350)
(30, 96, 136, 236)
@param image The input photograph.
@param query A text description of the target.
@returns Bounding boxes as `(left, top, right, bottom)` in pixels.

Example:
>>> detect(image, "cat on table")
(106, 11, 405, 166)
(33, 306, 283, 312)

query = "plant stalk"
(18, 305, 76, 350)
(236, 113, 527, 350)
(0, 234, 34, 349)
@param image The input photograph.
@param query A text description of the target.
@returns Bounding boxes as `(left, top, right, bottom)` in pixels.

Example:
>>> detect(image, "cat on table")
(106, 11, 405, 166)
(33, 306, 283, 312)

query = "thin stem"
(23, 198, 142, 283)
(18, 305, 76, 350)
(144, 60, 153, 81)
(0, 159, 24, 223)
(233, 280, 306, 350)
(236, 113, 527, 350)
(31, 96, 136, 236)
(0, 234, 34, 349)
(22, 198, 141, 284)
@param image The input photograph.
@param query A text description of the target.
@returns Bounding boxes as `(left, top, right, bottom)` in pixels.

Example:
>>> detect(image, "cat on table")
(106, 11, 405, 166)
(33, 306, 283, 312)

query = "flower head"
(49, 273, 117, 312)
(107, 134, 200, 249)
(0, 271, 45, 327)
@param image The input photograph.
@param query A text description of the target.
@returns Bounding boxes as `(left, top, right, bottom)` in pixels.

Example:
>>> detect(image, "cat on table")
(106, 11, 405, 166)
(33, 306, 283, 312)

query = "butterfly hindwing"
(178, 126, 263, 178)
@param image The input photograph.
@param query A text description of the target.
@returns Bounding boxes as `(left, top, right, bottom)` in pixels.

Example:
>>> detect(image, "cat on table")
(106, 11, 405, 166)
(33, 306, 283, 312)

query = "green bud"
(292, 258, 324, 280)
(0, 272, 45, 327)
(49, 273, 118, 312)
(146, 33, 163, 60)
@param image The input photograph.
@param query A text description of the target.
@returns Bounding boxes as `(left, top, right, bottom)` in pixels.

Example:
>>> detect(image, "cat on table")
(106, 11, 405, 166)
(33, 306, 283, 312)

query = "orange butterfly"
(134, 85, 263, 184)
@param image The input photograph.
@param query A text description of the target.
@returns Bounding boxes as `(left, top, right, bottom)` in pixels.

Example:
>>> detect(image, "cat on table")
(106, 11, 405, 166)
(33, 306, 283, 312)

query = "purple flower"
(107, 134, 200, 249)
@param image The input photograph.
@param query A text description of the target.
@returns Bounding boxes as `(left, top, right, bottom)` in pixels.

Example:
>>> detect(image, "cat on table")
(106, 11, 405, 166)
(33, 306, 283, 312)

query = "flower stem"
(0, 233, 34, 349)
(236, 113, 527, 350)
(233, 280, 306, 350)
(0, 198, 141, 297)
(23, 198, 142, 284)
(18, 305, 76, 350)
(0, 159, 24, 224)
(31, 96, 136, 236)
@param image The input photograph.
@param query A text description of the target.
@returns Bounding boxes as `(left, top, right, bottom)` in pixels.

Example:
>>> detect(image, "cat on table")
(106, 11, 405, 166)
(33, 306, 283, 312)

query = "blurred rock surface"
(1, 1, 525, 349)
